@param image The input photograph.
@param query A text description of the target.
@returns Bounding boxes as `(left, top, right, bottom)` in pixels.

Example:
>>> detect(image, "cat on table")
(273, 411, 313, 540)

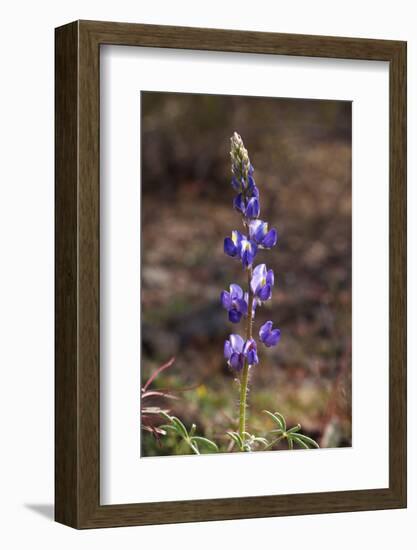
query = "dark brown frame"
(55, 20, 407, 529)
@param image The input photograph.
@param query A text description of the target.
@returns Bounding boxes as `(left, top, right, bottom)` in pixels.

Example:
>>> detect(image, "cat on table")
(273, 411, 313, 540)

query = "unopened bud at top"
(230, 132, 251, 183)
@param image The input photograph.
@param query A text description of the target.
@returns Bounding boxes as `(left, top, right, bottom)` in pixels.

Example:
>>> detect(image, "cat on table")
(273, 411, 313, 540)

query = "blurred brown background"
(141, 91, 352, 455)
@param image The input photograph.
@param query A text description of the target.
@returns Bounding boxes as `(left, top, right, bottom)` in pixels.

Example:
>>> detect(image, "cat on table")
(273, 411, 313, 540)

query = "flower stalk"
(238, 266, 254, 440)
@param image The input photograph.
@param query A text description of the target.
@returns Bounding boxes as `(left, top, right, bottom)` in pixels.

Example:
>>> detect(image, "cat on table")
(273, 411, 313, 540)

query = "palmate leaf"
(263, 410, 319, 451)
(286, 424, 301, 435)
(159, 412, 218, 455)
(227, 431, 268, 452)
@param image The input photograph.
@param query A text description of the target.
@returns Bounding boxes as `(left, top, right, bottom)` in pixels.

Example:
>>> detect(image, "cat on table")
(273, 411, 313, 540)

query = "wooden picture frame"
(55, 20, 407, 528)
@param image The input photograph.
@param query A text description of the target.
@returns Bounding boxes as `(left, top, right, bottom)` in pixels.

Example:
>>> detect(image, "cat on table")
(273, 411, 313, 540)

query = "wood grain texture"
(55, 20, 407, 529)
(55, 21, 79, 527)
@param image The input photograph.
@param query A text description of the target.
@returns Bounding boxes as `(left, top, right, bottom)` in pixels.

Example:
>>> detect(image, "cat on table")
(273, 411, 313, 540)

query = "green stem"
(238, 266, 253, 441)
(238, 363, 249, 440)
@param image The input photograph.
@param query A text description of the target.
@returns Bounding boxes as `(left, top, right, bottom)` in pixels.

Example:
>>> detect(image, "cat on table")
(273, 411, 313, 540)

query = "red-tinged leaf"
(141, 407, 171, 416)
(142, 424, 158, 433)
(141, 390, 180, 400)
(142, 357, 175, 392)
(141, 424, 166, 443)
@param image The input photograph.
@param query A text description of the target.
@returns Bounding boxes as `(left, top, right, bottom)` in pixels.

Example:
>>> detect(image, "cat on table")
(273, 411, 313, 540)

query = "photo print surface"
(140, 91, 352, 457)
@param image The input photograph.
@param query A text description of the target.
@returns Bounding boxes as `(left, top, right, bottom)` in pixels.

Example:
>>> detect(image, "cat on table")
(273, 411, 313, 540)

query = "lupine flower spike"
(222, 132, 281, 442)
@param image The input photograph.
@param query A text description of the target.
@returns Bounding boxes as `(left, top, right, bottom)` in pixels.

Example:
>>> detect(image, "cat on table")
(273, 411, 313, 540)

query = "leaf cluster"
(227, 431, 269, 452)
(263, 410, 320, 450)
(159, 412, 219, 455)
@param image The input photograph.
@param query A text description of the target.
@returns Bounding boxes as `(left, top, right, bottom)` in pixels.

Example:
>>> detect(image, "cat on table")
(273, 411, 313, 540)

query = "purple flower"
(251, 264, 274, 301)
(231, 176, 245, 192)
(224, 230, 244, 257)
(233, 194, 260, 220)
(244, 338, 259, 366)
(248, 220, 278, 249)
(233, 193, 246, 214)
(259, 321, 281, 347)
(237, 235, 258, 268)
(224, 334, 259, 371)
(231, 171, 258, 194)
(245, 197, 260, 219)
(221, 284, 248, 323)
(224, 231, 258, 268)
(247, 174, 258, 195)
(233, 174, 260, 220)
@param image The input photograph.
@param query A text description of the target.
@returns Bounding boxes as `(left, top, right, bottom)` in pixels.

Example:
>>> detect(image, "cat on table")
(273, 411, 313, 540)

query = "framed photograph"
(55, 20, 406, 528)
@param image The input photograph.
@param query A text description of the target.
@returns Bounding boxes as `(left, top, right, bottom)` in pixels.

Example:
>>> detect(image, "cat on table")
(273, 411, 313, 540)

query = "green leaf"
(291, 436, 309, 449)
(263, 410, 284, 430)
(227, 431, 244, 450)
(288, 438, 294, 450)
(286, 424, 301, 435)
(191, 436, 219, 452)
(171, 416, 189, 439)
(274, 412, 287, 432)
(189, 441, 200, 455)
(159, 424, 178, 433)
(159, 411, 173, 422)
(293, 433, 320, 448)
